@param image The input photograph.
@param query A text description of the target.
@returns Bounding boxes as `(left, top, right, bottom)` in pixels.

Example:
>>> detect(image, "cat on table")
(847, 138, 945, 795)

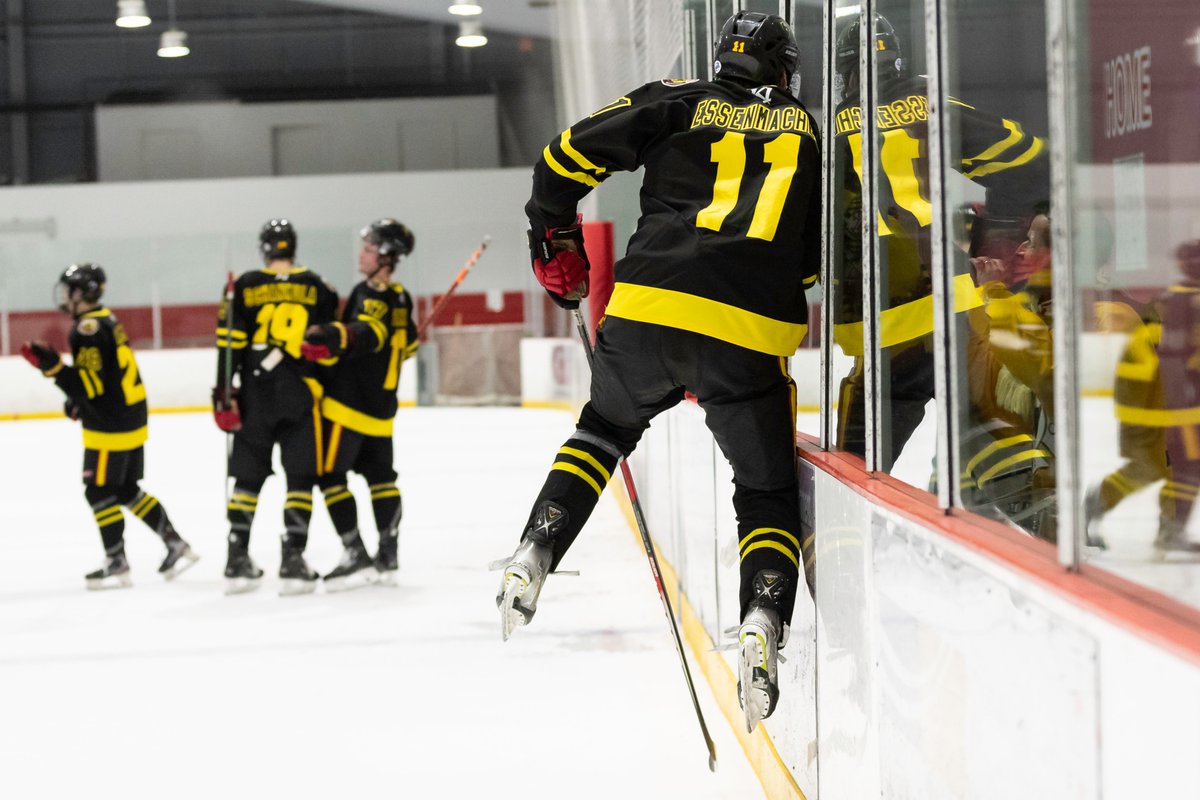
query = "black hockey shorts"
(321, 419, 397, 483)
(587, 317, 797, 493)
(83, 446, 144, 488)
(229, 391, 324, 484)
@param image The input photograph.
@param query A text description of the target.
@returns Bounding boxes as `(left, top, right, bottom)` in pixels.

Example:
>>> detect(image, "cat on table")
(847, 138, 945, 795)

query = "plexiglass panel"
(1072, 0, 1200, 605)
(942, 1, 1054, 540)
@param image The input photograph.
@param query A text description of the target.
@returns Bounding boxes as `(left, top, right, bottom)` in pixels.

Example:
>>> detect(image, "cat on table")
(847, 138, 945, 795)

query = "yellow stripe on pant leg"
(324, 424, 343, 475)
(96, 450, 109, 486)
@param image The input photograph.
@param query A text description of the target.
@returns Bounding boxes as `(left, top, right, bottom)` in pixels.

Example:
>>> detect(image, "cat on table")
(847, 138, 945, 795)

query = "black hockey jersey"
(529, 78, 821, 357)
(50, 307, 148, 451)
(319, 279, 419, 437)
(216, 266, 338, 414)
(831, 75, 1049, 353)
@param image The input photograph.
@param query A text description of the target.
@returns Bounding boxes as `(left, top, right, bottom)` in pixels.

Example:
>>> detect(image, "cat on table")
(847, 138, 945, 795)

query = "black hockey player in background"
(300, 218, 419, 589)
(495, 11, 820, 732)
(212, 219, 338, 594)
(22, 264, 197, 589)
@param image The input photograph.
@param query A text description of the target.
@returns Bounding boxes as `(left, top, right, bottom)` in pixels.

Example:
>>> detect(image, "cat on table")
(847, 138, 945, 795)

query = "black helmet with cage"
(712, 12, 800, 92)
(259, 218, 297, 262)
(361, 218, 415, 263)
(835, 13, 904, 100)
(54, 262, 106, 313)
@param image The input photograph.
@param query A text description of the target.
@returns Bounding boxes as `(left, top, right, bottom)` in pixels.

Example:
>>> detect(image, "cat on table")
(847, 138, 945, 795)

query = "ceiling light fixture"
(115, 0, 151, 28)
(157, 0, 190, 57)
(455, 19, 488, 48)
(448, 2, 483, 15)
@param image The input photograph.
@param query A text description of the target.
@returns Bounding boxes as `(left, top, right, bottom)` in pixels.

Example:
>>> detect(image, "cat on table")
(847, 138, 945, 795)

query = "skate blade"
(324, 568, 378, 593)
(739, 634, 769, 733)
(499, 573, 530, 642)
(224, 576, 262, 595)
(375, 570, 398, 587)
(86, 573, 133, 591)
(279, 578, 318, 597)
(162, 551, 200, 581)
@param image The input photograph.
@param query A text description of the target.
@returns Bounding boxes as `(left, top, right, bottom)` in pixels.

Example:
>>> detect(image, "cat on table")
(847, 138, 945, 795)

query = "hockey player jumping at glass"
(300, 219, 419, 589)
(212, 219, 338, 594)
(21, 264, 198, 589)
(495, 12, 820, 732)
(832, 15, 1049, 473)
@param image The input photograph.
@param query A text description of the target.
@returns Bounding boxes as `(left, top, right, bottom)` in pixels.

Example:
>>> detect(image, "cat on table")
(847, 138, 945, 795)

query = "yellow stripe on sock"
(741, 540, 799, 569)
(551, 462, 603, 498)
(559, 446, 612, 483)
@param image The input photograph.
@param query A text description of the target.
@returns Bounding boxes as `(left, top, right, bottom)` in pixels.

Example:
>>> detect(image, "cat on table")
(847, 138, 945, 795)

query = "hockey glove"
(300, 323, 352, 361)
(21, 341, 61, 374)
(64, 400, 81, 421)
(529, 214, 590, 310)
(211, 386, 242, 432)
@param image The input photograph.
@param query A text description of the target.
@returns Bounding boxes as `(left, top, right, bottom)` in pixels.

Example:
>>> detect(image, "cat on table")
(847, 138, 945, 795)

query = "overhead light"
(455, 19, 488, 48)
(158, 29, 190, 57)
(157, 0, 190, 58)
(448, 2, 483, 15)
(835, 5, 862, 17)
(115, 0, 151, 28)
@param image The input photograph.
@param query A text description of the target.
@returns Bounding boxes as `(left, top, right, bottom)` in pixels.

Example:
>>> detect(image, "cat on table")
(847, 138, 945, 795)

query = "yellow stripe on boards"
(550, 462, 603, 498)
(559, 446, 611, 483)
(605, 283, 806, 357)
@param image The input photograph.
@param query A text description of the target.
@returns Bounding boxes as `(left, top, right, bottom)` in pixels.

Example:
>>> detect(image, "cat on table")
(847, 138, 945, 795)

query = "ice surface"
(0, 408, 763, 799)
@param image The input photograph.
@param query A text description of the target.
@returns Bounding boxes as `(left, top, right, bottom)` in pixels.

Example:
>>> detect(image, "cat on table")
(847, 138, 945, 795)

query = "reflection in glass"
(941, 1, 1054, 539)
(1076, 2, 1200, 599)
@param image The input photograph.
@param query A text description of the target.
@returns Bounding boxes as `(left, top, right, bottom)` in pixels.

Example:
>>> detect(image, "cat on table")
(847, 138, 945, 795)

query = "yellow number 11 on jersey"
(696, 131, 801, 242)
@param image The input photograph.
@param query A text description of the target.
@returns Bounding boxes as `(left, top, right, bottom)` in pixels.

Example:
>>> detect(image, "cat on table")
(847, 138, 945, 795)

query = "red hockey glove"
(64, 400, 82, 421)
(21, 341, 61, 374)
(212, 386, 242, 432)
(529, 214, 590, 310)
(300, 323, 352, 361)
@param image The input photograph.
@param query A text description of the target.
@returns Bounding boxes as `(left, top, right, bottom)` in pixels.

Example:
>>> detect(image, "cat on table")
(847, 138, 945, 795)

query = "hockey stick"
(571, 308, 718, 773)
(416, 236, 491, 340)
(221, 271, 235, 505)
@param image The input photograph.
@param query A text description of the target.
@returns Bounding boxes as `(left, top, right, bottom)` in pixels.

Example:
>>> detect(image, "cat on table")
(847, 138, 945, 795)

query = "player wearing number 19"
(21, 264, 198, 590)
(495, 11, 819, 733)
(212, 219, 338, 594)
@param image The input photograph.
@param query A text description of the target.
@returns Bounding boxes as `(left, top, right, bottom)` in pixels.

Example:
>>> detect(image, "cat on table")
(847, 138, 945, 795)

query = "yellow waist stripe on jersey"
(605, 283, 807, 357)
(83, 426, 148, 452)
(321, 397, 394, 438)
(832, 273, 984, 356)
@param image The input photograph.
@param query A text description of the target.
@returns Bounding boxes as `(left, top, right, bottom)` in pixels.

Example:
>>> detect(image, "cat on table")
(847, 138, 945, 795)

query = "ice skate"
(279, 543, 319, 596)
(85, 552, 132, 591)
(1154, 521, 1200, 561)
(1083, 485, 1109, 550)
(159, 536, 199, 580)
(324, 540, 377, 592)
(738, 570, 789, 732)
(224, 543, 263, 595)
(496, 538, 553, 641)
(374, 532, 398, 586)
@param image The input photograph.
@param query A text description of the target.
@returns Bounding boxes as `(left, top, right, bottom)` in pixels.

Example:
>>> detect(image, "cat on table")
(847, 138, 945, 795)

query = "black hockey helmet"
(713, 12, 800, 88)
(361, 218, 414, 261)
(55, 262, 106, 312)
(835, 13, 904, 98)
(259, 218, 297, 261)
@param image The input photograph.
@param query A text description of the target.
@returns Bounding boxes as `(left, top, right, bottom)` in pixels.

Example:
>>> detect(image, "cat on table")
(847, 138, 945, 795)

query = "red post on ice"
(583, 220, 615, 344)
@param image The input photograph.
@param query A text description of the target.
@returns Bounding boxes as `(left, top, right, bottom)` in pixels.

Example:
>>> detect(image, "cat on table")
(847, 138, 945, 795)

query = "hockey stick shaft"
(222, 272, 235, 502)
(416, 236, 490, 340)
(571, 308, 717, 772)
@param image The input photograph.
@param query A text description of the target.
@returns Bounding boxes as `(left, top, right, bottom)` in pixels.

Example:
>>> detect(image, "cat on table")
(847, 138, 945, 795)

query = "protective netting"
(553, 0, 686, 124)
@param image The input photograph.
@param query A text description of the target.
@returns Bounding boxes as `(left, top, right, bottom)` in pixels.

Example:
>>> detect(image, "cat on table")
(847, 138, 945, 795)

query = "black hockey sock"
(369, 482, 402, 538)
(321, 482, 360, 540)
(732, 483, 803, 627)
(127, 490, 178, 541)
(227, 482, 261, 551)
(524, 432, 621, 570)
(283, 478, 315, 551)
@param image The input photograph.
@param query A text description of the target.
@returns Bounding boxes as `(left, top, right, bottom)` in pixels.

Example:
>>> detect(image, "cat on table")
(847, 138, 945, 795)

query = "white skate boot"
(86, 552, 133, 591)
(738, 569, 789, 732)
(496, 501, 568, 641)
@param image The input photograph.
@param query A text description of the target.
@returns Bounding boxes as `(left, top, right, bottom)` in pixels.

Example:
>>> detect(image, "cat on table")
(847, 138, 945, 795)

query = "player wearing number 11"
(497, 12, 819, 732)
(213, 219, 338, 594)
